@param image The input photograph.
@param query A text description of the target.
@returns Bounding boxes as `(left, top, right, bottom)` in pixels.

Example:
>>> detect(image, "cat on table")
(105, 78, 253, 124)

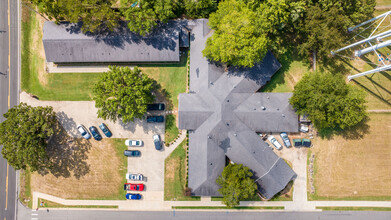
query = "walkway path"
(164, 130, 187, 158)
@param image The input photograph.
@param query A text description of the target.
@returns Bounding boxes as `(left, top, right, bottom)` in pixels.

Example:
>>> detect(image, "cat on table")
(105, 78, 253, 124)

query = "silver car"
(126, 173, 144, 181)
(77, 124, 91, 139)
(267, 135, 282, 150)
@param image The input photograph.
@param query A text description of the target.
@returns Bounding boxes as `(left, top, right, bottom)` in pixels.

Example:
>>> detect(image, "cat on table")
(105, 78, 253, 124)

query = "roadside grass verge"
(38, 198, 118, 209)
(19, 168, 32, 208)
(164, 139, 200, 201)
(317, 207, 391, 211)
(172, 206, 284, 210)
(165, 114, 179, 144)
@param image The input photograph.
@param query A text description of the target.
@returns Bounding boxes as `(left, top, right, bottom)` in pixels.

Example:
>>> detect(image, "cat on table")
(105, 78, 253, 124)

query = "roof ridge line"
(254, 157, 281, 182)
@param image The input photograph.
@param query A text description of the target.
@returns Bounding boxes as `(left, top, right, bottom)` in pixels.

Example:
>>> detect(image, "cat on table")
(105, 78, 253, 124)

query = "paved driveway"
(20, 92, 164, 138)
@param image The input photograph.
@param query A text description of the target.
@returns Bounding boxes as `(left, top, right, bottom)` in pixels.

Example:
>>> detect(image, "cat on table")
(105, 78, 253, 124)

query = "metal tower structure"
(331, 10, 391, 80)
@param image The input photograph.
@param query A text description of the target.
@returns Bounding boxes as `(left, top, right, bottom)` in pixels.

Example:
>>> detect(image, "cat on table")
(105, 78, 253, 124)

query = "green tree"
(183, 0, 218, 18)
(203, 0, 269, 67)
(216, 163, 257, 207)
(290, 72, 367, 130)
(296, 0, 375, 62)
(0, 103, 57, 171)
(30, 0, 120, 33)
(122, 0, 180, 36)
(93, 66, 156, 123)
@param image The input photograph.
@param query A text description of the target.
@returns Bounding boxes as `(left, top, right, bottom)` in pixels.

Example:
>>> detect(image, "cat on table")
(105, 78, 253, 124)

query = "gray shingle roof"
(180, 19, 298, 200)
(43, 21, 189, 63)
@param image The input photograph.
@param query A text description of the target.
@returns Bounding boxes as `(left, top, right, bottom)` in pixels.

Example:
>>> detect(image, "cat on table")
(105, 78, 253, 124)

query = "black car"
(89, 126, 102, 141)
(124, 150, 141, 157)
(147, 103, 165, 111)
(99, 123, 112, 137)
(147, 115, 164, 123)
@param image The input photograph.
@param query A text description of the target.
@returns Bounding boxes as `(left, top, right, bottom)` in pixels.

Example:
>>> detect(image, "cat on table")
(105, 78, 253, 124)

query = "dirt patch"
(31, 132, 123, 199)
(165, 157, 179, 181)
(311, 113, 391, 199)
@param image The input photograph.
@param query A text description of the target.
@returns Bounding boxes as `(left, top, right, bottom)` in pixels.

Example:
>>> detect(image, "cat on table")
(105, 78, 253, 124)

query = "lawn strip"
(19, 167, 32, 208)
(317, 206, 391, 211)
(172, 206, 284, 210)
(165, 114, 179, 144)
(39, 198, 118, 209)
(164, 139, 200, 201)
(112, 138, 128, 200)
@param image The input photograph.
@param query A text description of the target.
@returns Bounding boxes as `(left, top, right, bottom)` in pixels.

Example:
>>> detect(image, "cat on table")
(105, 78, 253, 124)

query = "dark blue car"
(124, 150, 141, 157)
(89, 126, 102, 141)
(99, 123, 112, 137)
(147, 115, 164, 123)
(126, 193, 141, 200)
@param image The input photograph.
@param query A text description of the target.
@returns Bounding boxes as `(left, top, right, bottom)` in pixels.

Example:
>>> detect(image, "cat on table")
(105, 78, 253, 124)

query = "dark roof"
(42, 21, 189, 63)
(179, 19, 298, 199)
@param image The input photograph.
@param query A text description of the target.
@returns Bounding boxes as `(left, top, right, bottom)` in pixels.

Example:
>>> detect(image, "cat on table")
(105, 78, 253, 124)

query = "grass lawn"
(30, 136, 128, 200)
(139, 50, 188, 110)
(377, 0, 391, 6)
(173, 206, 284, 210)
(22, 4, 103, 101)
(38, 198, 118, 209)
(164, 139, 200, 201)
(308, 113, 391, 201)
(19, 168, 32, 208)
(261, 51, 310, 93)
(165, 114, 179, 144)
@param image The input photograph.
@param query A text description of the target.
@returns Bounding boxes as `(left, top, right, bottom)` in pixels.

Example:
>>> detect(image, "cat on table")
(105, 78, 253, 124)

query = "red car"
(124, 183, 144, 191)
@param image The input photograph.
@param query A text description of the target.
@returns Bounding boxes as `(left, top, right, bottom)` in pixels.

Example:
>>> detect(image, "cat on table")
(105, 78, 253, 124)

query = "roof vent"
(207, 135, 211, 139)
(226, 99, 230, 102)
(253, 108, 256, 110)
(210, 163, 213, 165)
(261, 106, 266, 110)
(210, 81, 214, 85)
(253, 151, 256, 154)
(226, 123, 230, 126)
(234, 133, 237, 136)
(277, 108, 279, 111)
(267, 96, 270, 99)
(282, 114, 285, 117)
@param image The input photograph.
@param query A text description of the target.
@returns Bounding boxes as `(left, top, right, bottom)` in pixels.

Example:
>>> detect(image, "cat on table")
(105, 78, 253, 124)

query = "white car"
(267, 135, 282, 150)
(77, 124, 91, 140)
(300, 124, 309, 133)
(126, 173, 144, 181)
(125, 140, 143, 146)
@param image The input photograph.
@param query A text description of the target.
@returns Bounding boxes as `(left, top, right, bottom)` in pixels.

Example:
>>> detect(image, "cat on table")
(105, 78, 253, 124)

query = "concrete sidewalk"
(33, 191, 391, 211)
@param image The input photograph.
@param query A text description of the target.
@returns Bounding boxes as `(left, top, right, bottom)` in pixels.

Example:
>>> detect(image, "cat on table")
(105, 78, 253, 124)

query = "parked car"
(124, 150, 141, 157)
(147, 115, 164, 123)
(302, 138, 312, 147)
(125, 140, 143, 147)
(300, 124, 309, 133)
(89, 126, 102, 141)
(147, 103, 165, 111)
(98, 123, 112, 137)
(126, 193, 142, 200)
(126, 173, 144, 181)
(77, 124, 91, 140)
(267, 135, 282, 150)
(152, 134, 162, 150)
(293, 139, 303, 148)
(124, 183, 144, 191)
(280, 132, 291, 148)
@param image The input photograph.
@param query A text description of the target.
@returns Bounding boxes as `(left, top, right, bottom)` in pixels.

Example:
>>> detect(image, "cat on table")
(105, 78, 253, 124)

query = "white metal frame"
(331, 10, 391, 80)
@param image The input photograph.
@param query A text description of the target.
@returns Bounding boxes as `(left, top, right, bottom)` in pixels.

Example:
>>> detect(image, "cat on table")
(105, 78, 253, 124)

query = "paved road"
(0, 0, 20, 220)
(16, 205, 391, 220)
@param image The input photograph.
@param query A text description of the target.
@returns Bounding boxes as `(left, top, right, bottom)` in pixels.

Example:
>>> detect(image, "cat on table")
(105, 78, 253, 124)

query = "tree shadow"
(317, 116, 370, 140)
(38, 121, 91, 179)
(56, 111, 78, 137)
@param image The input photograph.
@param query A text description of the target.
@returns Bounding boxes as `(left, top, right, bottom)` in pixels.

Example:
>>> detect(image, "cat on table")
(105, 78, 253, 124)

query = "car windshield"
(135, 141, 140, 145)
(78, 127, 85, 134)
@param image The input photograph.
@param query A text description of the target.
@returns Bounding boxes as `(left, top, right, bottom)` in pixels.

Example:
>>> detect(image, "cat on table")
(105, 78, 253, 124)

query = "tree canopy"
(93, 66, 156, 123)
(216, 163, 257, 207)
(296, 0, 376, 63)
(290, 72, 367, 130)
(0, 103, 57, 171)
